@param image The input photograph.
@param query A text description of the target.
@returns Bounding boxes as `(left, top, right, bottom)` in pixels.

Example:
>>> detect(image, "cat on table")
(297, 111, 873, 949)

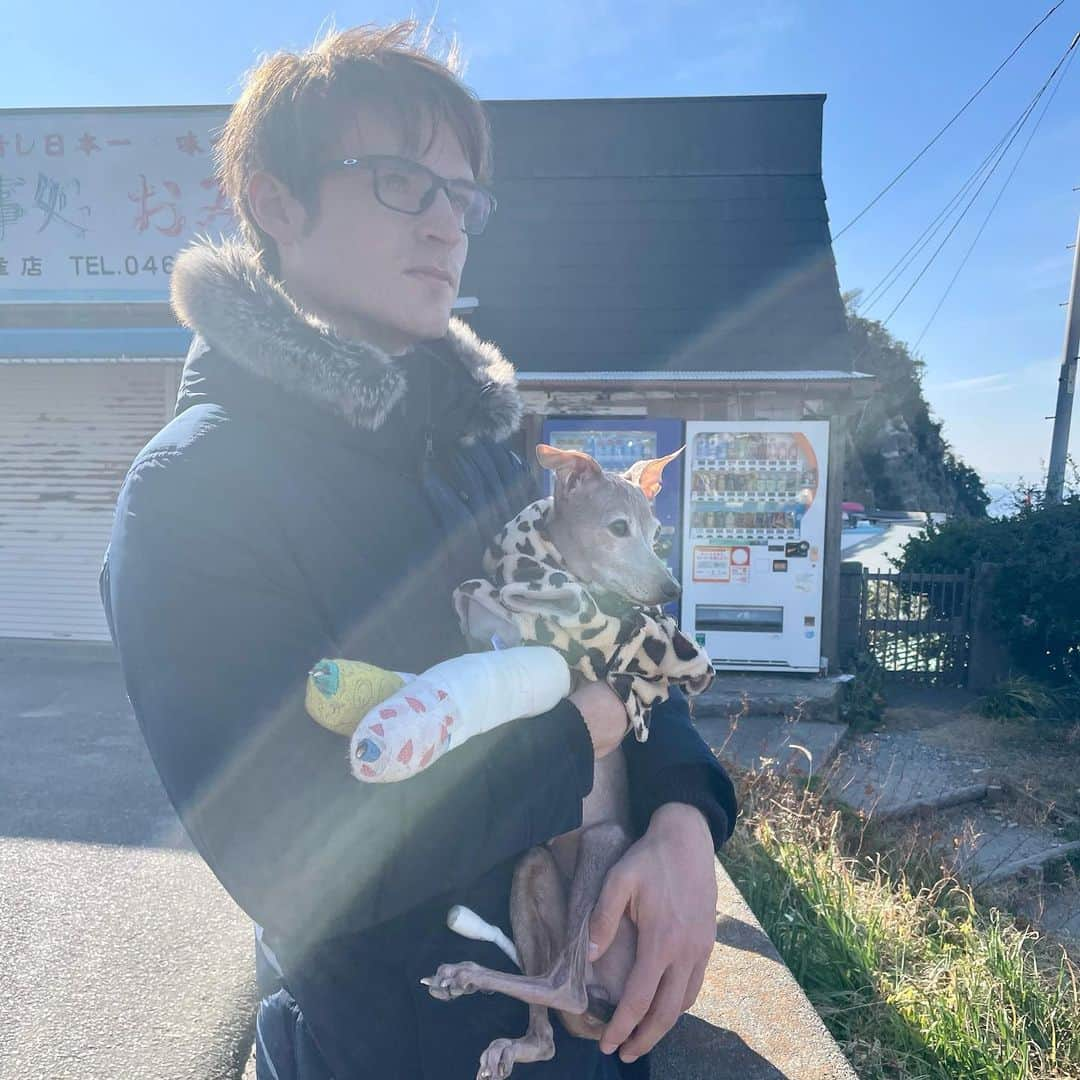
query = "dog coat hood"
(169, 236, 522, 444)
(454, 496, 715, 741)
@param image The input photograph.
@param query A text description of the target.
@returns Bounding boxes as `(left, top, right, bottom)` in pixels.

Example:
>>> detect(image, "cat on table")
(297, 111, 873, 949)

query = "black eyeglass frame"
(321, 154, 497, 236)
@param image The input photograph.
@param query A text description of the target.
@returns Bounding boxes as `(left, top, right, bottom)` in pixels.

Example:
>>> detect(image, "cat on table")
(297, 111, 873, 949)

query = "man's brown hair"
(215, 21, 492, 276)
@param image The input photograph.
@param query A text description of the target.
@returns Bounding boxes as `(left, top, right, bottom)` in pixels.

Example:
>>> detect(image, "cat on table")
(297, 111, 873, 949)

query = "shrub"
(976, 675, 1069, 722)
(841, 653, 887, 731)
(895, 496, 1080, 690)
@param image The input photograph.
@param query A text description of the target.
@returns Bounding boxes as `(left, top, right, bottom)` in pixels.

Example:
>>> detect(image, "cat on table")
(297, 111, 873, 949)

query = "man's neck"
(283, 278, 414, 357)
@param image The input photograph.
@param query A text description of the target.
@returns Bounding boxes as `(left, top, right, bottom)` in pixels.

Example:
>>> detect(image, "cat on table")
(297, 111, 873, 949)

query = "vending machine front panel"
(540, 417, 685, 616)
(681, 421, 830, 672)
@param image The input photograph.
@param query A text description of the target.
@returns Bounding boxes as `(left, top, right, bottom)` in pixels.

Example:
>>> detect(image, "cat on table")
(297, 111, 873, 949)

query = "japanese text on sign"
(0, 106, 234, 301)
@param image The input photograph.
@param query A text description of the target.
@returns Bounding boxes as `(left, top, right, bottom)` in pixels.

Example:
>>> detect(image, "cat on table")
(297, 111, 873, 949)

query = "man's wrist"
(648, 801, 713, 847)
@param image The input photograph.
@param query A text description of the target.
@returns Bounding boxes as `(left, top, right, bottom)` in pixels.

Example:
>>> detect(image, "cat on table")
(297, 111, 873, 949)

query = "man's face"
(278, 109, 472, 352)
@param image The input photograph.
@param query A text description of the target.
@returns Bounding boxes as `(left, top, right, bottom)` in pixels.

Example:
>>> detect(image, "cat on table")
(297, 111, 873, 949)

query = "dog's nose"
(660, 579, 681, 601)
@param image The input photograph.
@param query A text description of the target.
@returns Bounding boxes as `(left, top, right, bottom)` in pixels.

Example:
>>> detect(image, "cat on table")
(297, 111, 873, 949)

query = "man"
(101, 22, 736, 1079)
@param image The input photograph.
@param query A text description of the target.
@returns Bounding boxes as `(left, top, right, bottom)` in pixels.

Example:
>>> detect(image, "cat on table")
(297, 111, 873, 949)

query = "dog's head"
(535, 443, 683, 607)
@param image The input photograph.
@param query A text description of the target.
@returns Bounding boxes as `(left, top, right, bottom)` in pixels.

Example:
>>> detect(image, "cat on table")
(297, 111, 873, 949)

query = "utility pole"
(1046, 213, 1080, 504)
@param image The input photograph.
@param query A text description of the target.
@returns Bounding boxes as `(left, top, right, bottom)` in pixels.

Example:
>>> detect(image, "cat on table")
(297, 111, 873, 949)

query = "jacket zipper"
(413, 353, 433, 468)
(423, 369, 435, 466)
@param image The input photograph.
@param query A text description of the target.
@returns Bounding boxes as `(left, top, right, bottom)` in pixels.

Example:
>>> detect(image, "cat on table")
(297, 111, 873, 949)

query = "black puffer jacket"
(101, 238, 736, 1079)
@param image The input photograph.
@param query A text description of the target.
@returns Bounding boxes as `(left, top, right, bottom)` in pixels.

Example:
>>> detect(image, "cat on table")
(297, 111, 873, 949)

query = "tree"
(843, 291, 989, 518)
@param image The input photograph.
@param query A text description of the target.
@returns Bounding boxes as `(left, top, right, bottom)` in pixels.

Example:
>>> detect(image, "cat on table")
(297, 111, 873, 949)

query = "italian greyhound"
(423, 443, 685, 1080)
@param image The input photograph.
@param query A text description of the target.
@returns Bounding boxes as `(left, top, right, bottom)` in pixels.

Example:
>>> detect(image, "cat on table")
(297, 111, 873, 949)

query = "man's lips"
(405, 267, 455, 287)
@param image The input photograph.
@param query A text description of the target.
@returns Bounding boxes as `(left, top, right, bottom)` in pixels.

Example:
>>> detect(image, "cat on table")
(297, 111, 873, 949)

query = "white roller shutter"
(0, 361, 181, 641)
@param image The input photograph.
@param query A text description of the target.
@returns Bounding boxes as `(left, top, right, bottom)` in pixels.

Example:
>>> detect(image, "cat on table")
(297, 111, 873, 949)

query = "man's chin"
(408, 311, 453, 342)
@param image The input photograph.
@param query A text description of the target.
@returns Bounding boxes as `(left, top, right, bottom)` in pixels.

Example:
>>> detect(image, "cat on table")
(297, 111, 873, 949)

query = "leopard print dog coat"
(452, 496, 715, 742)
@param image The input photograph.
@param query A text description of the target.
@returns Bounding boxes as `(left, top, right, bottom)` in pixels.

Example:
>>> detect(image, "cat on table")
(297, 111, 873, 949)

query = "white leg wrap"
(446, 904, 521, 969)
(349, 646, 571, 783)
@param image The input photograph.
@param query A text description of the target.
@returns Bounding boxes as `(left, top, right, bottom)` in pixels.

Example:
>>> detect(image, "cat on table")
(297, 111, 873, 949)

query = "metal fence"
(858, 570, 973, 686)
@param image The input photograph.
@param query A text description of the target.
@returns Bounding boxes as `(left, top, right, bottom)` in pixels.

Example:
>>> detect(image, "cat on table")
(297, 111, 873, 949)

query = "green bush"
(895, 495, 1080, 691)
(841, 653, 887, 731)
(976, 675, 1069, 722)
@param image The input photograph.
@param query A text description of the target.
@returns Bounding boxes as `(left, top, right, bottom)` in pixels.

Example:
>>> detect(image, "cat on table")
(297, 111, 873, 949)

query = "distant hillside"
(842, 291, 989, 518)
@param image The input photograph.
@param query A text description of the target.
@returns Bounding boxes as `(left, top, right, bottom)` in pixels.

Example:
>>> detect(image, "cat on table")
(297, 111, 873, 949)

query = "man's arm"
(622, 688, 736, 852)
(591, 689, 737, 1064)
(104, 453, 595, 950)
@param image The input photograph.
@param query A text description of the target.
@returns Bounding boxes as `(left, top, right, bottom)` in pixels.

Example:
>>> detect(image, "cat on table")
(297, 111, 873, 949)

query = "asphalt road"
(0, 647, 255, 1080)
(840, 517, 938, 573)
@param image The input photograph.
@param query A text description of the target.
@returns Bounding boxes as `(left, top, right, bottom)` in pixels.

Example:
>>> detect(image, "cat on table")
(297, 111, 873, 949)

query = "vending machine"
(540, 417, 685, 615)
(680, 421, 830, 672)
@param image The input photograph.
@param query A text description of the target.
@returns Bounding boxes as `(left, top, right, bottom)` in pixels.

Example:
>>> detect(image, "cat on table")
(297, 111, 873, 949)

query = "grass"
(720, 771, 1080, 1079)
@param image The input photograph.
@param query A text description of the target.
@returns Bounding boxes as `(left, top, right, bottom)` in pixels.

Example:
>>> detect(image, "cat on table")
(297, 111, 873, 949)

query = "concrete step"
(825, 730, 991, 819)
(695, 713, 849, 779)
(1018, 882, 1080, 942)
(691, 672, 848, 778)
(694, 672, 843, 726)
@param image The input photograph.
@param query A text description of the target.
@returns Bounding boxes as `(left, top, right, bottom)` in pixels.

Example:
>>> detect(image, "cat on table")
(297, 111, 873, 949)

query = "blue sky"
(5, 0, 1079, 490)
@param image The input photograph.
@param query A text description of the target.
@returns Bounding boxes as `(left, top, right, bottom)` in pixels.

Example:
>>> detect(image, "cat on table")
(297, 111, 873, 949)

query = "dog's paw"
(478, 1039, 518, 1080)
(421, 961, 484, 1000)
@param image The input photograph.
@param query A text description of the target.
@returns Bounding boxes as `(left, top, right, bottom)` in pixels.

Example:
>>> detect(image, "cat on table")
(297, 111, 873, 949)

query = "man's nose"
(423, 187, 465, 245)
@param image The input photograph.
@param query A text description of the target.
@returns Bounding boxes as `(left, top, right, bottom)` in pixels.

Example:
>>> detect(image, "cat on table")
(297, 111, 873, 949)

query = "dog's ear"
(535, 443, 603, 497)
(622, 446, 684, 501)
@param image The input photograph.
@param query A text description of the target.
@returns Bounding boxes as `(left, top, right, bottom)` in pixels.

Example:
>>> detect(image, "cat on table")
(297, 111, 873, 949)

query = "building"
(0, 96, 870, 661)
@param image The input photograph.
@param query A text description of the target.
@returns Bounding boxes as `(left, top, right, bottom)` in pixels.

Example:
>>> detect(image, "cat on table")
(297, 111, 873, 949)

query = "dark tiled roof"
(463, 96, 850, 374)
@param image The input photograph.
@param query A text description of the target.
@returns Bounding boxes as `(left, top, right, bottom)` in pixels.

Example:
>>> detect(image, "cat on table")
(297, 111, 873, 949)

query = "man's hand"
(569, 680, 631, 759)
(587, 803, 717, 1064)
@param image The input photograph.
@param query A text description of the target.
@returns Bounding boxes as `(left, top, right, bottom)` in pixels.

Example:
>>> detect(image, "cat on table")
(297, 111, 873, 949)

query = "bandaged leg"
(447, 905, 521, 969)
(348, 646, 571, 783)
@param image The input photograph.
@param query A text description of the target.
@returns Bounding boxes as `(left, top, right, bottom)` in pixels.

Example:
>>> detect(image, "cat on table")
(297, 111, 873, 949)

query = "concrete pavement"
(0, 647, 256, 1080)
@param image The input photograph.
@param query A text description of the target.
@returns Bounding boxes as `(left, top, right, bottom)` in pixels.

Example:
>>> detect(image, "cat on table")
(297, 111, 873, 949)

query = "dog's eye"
(608, 520, 630, 537)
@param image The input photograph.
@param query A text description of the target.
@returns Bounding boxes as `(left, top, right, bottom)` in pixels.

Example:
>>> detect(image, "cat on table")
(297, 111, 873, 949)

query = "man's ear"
(247, 170, 310, 247)
(535, 443, 603, 498)
(621, 446, 684, 501)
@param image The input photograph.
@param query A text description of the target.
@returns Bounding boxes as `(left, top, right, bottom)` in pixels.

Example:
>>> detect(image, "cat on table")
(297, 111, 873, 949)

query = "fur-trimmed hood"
(169, 237, 522, 443)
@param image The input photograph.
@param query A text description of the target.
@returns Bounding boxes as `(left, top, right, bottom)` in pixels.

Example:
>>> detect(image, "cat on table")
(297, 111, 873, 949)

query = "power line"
(856, 107, 1030, 316)
(833, 0, 1066, 241)
(913, 35, 1079, 350)
(856, 35, 1067, 321)
(879, 31, 1080, 329)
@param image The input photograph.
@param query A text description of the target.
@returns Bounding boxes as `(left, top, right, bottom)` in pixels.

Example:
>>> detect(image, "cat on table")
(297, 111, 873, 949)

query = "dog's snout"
(660, 578, 681, 601)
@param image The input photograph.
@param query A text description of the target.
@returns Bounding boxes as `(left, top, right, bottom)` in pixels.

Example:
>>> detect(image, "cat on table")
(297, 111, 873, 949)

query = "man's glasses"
(322, 155, 497, 236)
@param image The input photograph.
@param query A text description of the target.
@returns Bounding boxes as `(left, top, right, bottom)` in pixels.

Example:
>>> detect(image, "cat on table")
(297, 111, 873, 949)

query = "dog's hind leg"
(425, 823, 632, 1023)
(476, 846, 564, 1080)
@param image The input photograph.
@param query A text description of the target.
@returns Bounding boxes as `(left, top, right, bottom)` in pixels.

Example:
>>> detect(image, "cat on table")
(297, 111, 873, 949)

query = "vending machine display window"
(546, 429, 658, 472)
(688, 431, 819, 547)
(681, 421, 830, 672)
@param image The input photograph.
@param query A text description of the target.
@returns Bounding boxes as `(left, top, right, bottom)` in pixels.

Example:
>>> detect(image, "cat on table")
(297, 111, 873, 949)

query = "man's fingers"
(682, 958, 708, 1013)
(588, 867, 632, 962)
(619, 966, 687, 1062)
(599, 944, 664, 1055)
